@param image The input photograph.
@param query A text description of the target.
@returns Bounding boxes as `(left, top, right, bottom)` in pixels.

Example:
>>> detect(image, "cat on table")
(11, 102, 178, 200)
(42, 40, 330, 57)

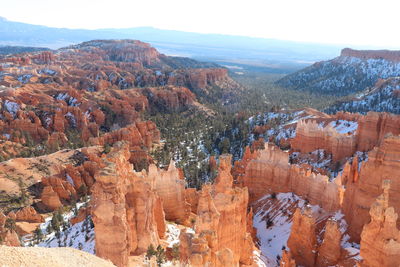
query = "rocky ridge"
(325, 77, 400, 114)
(276, 48, 400, 96)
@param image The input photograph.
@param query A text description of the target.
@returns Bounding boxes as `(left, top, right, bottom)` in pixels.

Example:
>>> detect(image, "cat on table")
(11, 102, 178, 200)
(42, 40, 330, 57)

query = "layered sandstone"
(91, 142, 165, 267)
(360, 180, 400, 266)
(179, 155, 254, 266)
(280, 250, 296, 267)
(14, 206, 44, 223)
(291, 119, 357, 162)
(238, 143, 342, 212)
(0, 39, 230, 167)
(341, 48, 400, 62)
(148, 161, 191, 224)
(291, 112, 400, 164)
(354, 112, 400, 152)
(287, 207, 318, 266)
(316, 219, 342, 266)
(342, 135, 400, 241)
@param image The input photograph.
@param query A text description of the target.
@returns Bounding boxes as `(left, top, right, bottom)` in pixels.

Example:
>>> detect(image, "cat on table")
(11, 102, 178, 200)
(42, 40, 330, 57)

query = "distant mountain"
(0, 17, 343, 72)
(276, 48, 400, 96)
(325, 77, 400, 114)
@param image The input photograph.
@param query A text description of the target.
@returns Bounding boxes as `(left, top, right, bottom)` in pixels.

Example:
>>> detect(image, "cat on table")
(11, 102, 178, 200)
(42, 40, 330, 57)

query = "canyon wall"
(341, 48, 400, 62)
(291, 112, 400, 163)
(291, 119, 357, 162)
(342, 135, 400, 241)
(237, 144, 342, 212)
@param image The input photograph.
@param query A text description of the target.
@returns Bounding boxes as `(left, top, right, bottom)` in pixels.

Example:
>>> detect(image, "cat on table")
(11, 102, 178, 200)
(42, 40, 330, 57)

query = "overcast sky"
(1, 0, 399, 48)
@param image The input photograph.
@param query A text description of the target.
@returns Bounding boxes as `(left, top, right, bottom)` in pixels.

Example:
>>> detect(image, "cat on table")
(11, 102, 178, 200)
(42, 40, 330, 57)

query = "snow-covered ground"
(54, 92, 80, 107)
(4, 99, 19, 117)
(253, 193, 360, 266)
(36, 216, 95, 254)
(253, 193, 322, 266)
(248, 111, 307, 148)
(22, 201, 94, 254)
(329, 120, 358, 134)
(290, 149, 332, 171)
(325, 77, 400, 115)
(278, 54, 400, 97)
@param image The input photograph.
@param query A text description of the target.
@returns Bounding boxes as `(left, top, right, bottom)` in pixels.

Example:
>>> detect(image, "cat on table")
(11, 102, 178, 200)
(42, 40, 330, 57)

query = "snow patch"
(329, 120, 358, 134)
(4, 100, 19, 117)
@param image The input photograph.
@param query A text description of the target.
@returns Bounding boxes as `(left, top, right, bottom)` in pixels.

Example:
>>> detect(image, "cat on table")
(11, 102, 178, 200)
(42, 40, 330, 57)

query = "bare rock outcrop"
(316, 219, 342, 267)
(291, 119, 357, 162)
(179, 155, 254, 266)
(341, 48, 400, 62)
(287, 207, 318, 266)
(291, 112, 400, 164)
(343, 135, 400, 241)
(238, 143, 342, 212)
(359, 180, 400, 266)
(149, 160, 191, 225)
(91, 142, 165, 267)
(280, 250, 296, 267)
(14, 206, 44, 223)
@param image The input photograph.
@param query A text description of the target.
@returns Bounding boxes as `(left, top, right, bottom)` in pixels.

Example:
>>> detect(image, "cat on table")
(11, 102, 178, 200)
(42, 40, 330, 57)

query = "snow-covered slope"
(325, 77, 400, 114)
(277, 49, 400, 96)
(22, 202, 95, 254)
(253, 193, 360, 267)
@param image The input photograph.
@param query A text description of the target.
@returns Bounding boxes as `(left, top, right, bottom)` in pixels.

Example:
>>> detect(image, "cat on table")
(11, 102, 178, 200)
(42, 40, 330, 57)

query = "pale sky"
(1, 0, 400, 48)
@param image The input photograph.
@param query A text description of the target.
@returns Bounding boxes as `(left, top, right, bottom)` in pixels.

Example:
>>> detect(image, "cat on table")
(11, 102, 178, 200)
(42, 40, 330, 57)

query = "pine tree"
(33, 227, 44, 243)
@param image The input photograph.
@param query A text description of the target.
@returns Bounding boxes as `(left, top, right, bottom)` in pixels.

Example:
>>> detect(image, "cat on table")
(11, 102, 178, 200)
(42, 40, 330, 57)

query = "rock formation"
(237, 143, 342, 212)
(291, 111, 400, 162)
(148, 161, 191, 225)
(341, 48, 400, 62)
(14, 206, 44, 223)
(0, 39, 236, 169)
(360, 180, 400, 266)
(343, 135, 400, 241)
(354, 112, 400, 152)
(91, 142, 165, 267)
(291, 119, 357, 162)
(280, 250, 296, 267)
(179, 155, 254, 266)
(287, 207, 318, 266)
(316, 219, 342, 267)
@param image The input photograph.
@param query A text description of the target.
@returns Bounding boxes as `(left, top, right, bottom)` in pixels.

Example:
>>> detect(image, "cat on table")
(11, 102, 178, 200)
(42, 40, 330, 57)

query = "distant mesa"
(341, 47, 400, 62)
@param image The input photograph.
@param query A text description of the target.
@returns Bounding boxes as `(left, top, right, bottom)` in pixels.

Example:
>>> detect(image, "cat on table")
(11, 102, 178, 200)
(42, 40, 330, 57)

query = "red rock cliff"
(91, 142, 165, 267)
(342, 135, 400, 241)
(179, 155, 254, 266)
(238, 143, 342, 212)
(341, 48, 400, 62)
(360, 180, 400, 266)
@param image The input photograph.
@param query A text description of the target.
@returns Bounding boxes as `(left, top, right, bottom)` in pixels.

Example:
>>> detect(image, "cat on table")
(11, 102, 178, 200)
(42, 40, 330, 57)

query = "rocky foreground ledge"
(0, 245, 116, 267)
